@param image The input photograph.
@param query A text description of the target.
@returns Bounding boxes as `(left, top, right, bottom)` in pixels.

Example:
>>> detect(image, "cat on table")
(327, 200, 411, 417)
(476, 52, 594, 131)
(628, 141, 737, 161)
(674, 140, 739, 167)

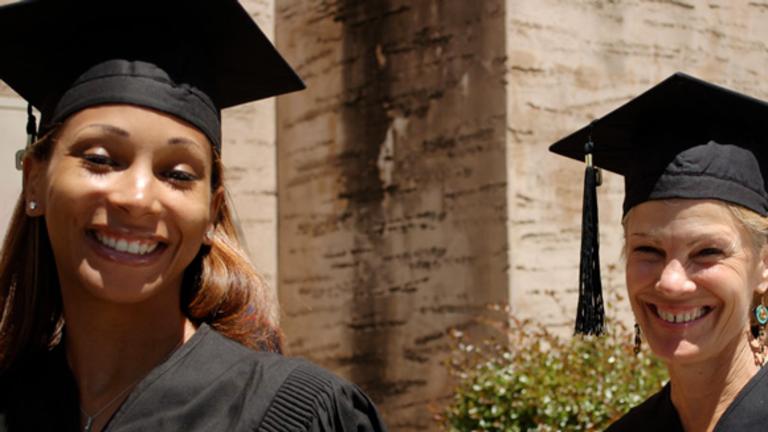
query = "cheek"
(168, 193, 212, 237)
(626, 260, 660, 293)
(699, 266, 751, 304)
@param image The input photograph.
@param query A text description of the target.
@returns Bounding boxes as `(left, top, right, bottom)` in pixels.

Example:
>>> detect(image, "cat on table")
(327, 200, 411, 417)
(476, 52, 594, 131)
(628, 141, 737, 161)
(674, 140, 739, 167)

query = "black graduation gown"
(607, 365, 768, 431)
(0, 324, 387, 432)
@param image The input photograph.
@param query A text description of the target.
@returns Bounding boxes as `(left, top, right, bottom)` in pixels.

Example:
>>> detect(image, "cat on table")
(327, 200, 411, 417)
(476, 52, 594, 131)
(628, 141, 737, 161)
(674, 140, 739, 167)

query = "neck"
(668, 330, 760, 432)
(60, 281, 196, 431)
(65, 307, 194, 398)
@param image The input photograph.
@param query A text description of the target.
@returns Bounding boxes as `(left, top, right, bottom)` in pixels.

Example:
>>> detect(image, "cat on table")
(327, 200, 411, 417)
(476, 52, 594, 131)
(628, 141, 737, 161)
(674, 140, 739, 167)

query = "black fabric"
(712, 364, 768, 431)
(607, 365, 768, 431)
(49, 60, 222, 154)
(0, 324, 387, 432)
(549, 72, 768, 216)
(624, 141, 767, 215)
(605, 384, 683, 432)
(0, 344, 81, 431)
(0, 0, 305, 153)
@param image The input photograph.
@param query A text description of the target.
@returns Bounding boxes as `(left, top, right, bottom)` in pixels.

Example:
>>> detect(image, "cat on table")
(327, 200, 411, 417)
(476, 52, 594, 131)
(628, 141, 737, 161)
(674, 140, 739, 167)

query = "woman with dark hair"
(551, 73, 768, 431)
(0, 1, 386, 431)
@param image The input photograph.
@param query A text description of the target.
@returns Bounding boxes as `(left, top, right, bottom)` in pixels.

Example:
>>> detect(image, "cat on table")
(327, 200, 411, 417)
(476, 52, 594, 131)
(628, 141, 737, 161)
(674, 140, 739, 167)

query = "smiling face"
(26, 105, 220, 306)
(625, 199, 768, 364)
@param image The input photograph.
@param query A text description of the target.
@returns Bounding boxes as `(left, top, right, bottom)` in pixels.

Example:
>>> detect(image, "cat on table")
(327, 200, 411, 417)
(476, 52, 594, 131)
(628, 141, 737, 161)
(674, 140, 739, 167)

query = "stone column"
(221, 0, 280, 316)
(276, 1, 508, 429)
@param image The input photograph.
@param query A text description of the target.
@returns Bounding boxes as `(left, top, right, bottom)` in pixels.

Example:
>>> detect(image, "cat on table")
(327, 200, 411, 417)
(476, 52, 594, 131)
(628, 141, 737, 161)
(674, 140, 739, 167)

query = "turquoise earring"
(756, 304, 768, 326)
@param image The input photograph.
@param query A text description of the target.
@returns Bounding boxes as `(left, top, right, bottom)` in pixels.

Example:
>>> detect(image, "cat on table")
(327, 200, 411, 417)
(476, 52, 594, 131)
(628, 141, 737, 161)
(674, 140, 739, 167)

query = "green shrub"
(441, 317, 668, 431)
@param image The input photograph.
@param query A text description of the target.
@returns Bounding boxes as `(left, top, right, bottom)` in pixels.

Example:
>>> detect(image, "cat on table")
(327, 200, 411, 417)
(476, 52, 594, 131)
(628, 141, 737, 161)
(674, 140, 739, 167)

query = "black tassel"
(16, 104, 37, 170)
(26, 103, 37, 145)
(575, 138, 604, 336)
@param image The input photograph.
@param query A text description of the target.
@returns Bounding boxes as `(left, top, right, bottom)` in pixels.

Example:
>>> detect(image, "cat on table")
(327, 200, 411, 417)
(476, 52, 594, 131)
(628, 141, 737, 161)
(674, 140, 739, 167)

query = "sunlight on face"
(30, 105, 216, 307)
(624, 199, 766, 365)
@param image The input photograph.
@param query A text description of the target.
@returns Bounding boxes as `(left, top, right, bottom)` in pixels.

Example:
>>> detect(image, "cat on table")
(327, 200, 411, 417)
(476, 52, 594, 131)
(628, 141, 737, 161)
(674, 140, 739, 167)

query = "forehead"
(58, 104, 211, 150)
(625, 199, 742, 236)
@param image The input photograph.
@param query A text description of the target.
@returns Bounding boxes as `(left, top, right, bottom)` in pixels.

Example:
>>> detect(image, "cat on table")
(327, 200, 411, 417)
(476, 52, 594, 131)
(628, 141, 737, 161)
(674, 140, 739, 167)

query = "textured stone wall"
(0, 97, 26, 238)
(276, 1, 508, 429)
(276, 0, 768, 429)
(505, 0, 768, 332)
(221, 0, 279, 295)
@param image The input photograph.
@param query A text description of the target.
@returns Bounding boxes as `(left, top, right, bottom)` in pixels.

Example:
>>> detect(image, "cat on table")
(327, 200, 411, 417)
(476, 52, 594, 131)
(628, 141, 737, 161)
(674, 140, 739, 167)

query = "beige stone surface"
(221, 0, 279, 295)
(276, 1, 508, 429)
(276, 0, 768, 429)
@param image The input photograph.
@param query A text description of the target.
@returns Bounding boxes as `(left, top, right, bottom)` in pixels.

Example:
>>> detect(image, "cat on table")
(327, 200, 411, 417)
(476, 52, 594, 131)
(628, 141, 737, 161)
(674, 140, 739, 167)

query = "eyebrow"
(168, 136, 202, 147)
(82, 124, 131, 137)
(629, 230, 735, 247)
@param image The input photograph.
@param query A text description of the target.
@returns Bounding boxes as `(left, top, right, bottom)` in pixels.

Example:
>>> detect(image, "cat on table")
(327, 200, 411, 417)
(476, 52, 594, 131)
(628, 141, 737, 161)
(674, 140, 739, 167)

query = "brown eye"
(164, 169, 197, 182)
(83, 153, 116, 167)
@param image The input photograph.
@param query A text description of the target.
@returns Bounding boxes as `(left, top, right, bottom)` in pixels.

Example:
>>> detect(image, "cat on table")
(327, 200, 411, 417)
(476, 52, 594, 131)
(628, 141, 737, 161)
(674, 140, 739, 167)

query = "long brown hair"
(0, 128, 282, 374)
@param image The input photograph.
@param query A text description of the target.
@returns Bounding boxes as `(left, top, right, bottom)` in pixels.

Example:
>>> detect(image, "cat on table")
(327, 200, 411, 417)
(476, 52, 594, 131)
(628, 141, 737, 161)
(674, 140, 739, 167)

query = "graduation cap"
(549, 72, 768, 335)
(0, 0, 304, 158)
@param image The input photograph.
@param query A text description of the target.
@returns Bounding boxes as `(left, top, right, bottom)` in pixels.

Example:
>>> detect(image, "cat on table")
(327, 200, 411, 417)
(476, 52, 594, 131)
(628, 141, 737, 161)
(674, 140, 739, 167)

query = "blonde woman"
(551, 73, 768, 431)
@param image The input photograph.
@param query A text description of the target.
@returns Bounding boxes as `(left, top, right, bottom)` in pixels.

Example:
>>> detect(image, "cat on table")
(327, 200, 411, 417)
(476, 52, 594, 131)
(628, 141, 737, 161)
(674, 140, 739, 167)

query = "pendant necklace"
(78, 340, 183, 432)
(80, 379, 140, 432)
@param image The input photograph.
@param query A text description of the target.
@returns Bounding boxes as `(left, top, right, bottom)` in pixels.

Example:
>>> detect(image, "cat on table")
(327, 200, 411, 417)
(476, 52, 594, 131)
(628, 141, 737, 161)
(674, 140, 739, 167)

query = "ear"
(757, 243, 768, 295)
(22, 154, 46, 217)
(202, 186, 225, 246)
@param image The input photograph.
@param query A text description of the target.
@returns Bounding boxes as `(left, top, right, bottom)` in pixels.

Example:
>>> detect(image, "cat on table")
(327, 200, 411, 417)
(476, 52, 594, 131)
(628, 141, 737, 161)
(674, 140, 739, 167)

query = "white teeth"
(94, 232, 159, 256)
(127, 242, 140, 254)
(657, 307, 708, 324)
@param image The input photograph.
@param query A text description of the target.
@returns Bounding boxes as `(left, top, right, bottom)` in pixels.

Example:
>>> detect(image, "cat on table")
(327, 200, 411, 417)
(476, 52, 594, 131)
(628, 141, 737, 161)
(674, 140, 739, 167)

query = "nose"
(108, 164, 162, 218)
(655, 259, 696, 296)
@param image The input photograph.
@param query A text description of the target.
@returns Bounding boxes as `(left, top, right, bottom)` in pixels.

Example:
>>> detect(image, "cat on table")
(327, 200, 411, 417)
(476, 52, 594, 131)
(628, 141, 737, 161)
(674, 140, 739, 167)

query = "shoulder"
(258, 359, 387, 432)
(606, 384, 682, 432)
(109, 326, 386, 431)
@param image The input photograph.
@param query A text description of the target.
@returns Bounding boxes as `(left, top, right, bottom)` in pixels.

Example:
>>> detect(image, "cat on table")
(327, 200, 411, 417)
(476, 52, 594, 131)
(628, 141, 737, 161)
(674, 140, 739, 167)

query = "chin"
(649, 339, 705, 364)
(72, 264, 166, 304)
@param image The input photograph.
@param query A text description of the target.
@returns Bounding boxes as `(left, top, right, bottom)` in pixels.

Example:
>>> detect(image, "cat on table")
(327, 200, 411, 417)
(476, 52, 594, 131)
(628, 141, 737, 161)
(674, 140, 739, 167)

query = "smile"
(651, 304, 713, 324)
(92, 231, 160, 256)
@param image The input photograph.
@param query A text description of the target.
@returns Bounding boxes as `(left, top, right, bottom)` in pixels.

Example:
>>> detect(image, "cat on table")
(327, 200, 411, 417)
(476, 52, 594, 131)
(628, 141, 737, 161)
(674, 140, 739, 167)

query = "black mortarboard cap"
(0, 0, 305, 154)
(549, 72, 768, 335)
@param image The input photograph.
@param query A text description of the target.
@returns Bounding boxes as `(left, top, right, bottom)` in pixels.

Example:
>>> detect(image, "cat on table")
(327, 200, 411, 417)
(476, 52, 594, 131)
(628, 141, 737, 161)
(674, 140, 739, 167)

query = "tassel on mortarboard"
(575, 131, 604, 336)
(15, 103, 37, 171)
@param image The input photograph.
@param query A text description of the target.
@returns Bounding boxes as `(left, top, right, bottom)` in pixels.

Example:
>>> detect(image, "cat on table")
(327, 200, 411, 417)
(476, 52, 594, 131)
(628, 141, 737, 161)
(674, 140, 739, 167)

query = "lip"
(86, 228, 168, 266)
(646, 302, 715, 329)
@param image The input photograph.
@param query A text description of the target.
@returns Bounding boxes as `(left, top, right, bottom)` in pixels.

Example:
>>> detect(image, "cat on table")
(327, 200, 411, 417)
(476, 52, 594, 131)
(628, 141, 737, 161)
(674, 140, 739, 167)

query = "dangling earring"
(754, 304, 768, 365)
(633, 323, 642, 355)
